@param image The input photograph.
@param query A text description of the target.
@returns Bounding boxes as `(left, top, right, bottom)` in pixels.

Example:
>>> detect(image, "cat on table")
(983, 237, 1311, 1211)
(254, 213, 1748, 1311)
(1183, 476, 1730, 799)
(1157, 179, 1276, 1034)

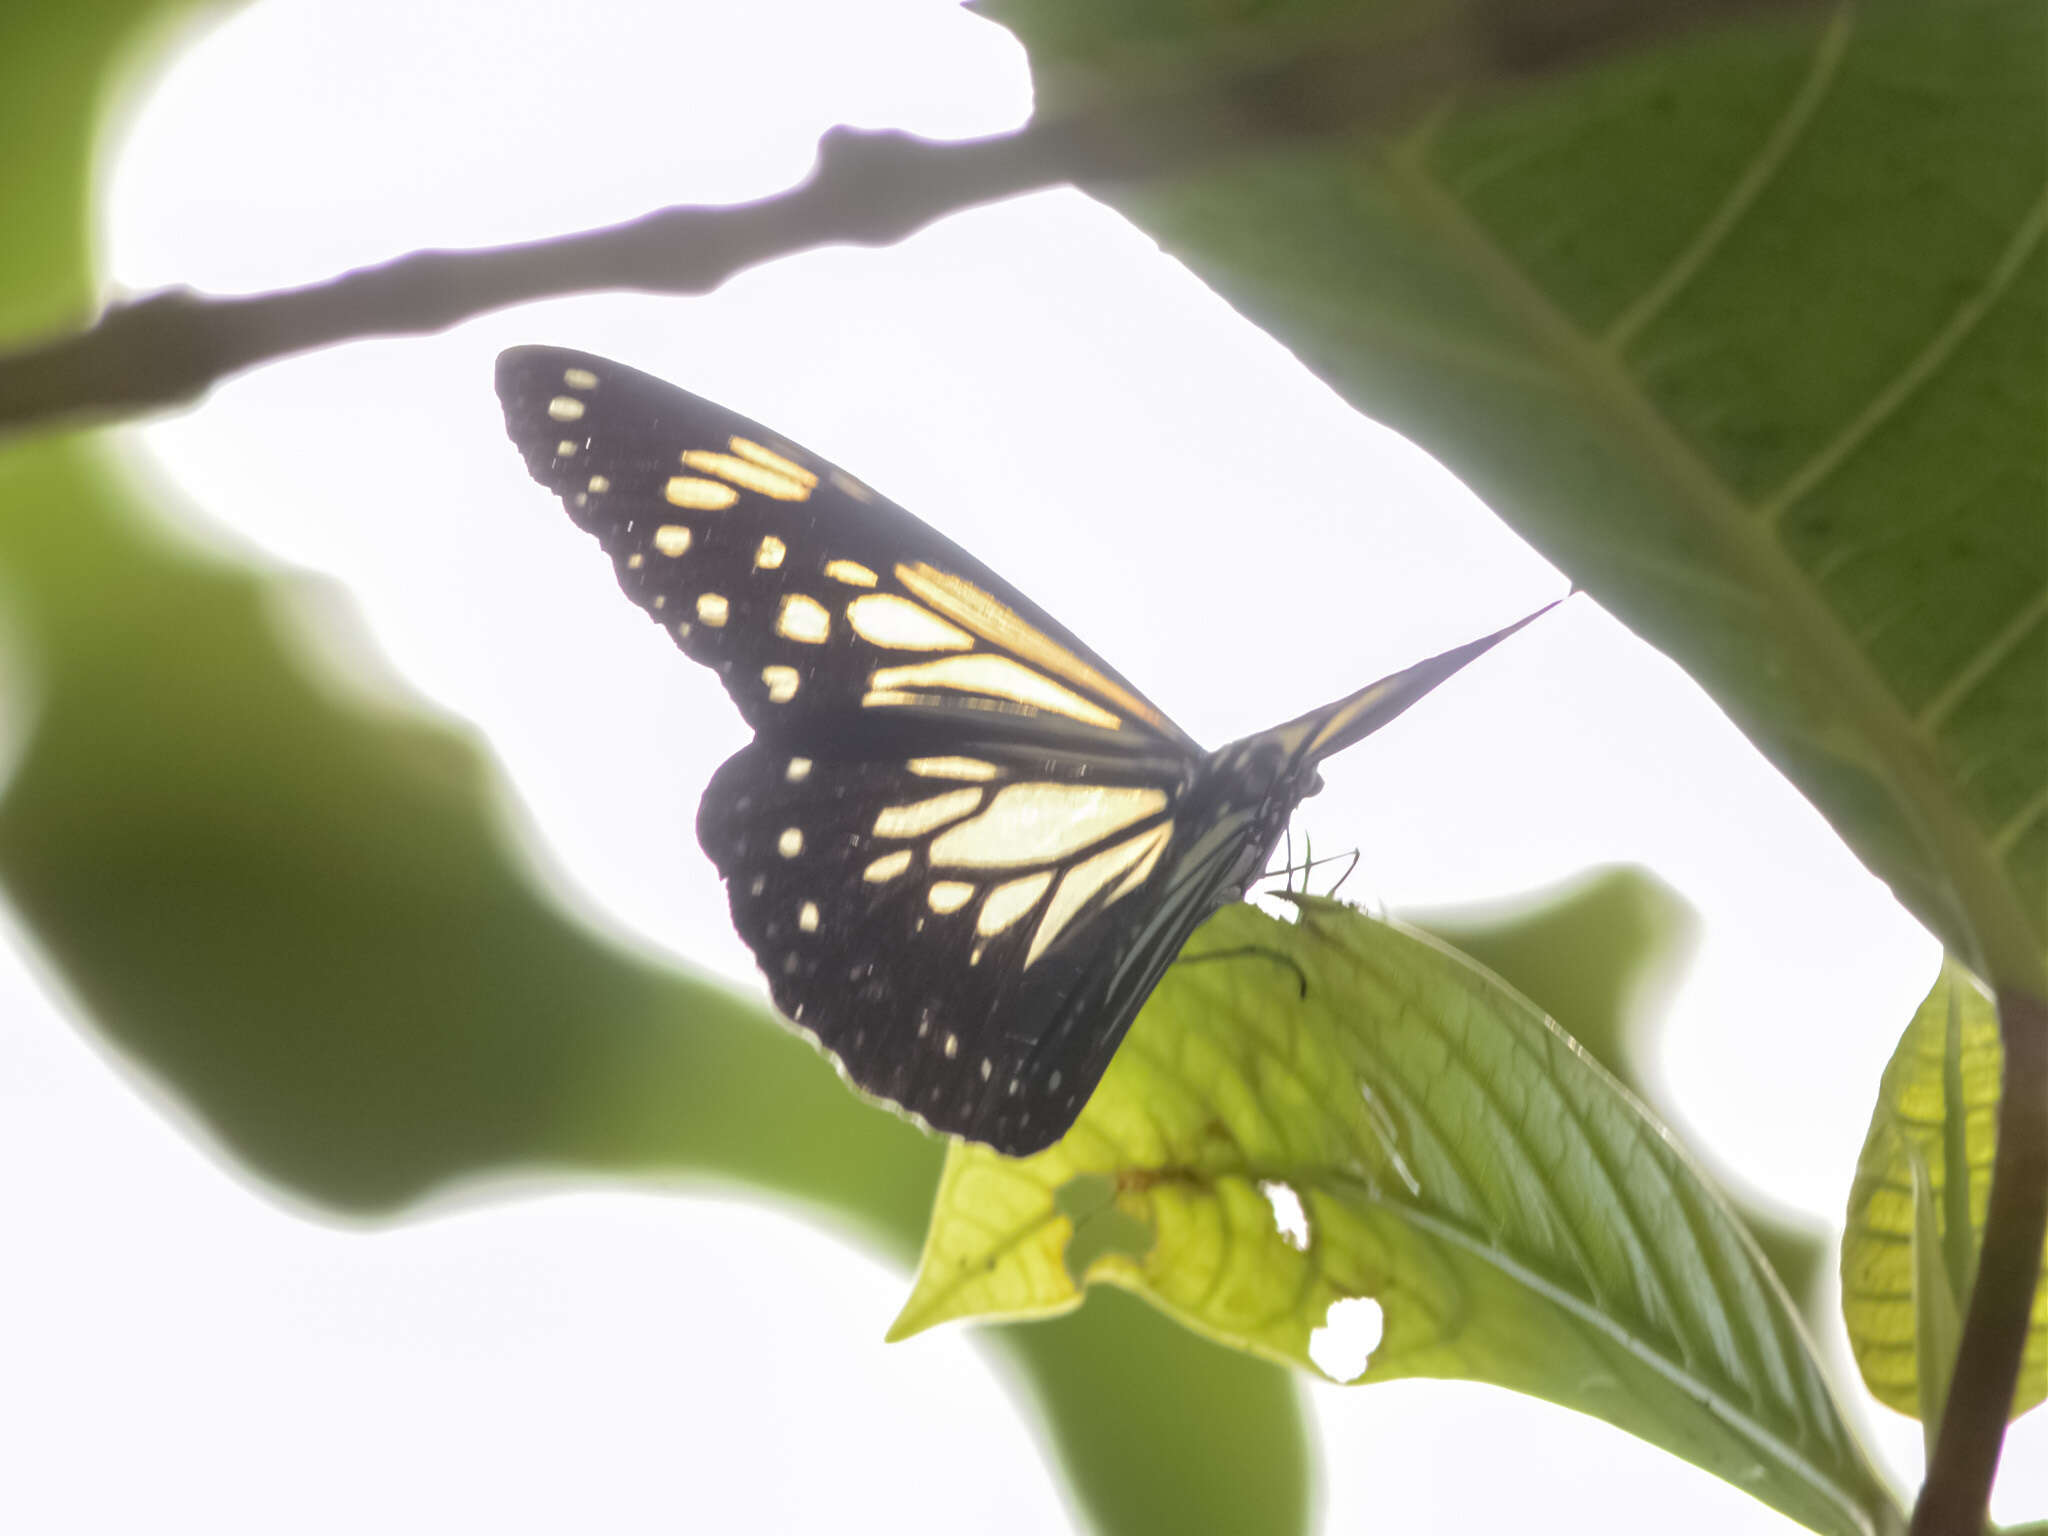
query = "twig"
(0, 0, 1825, 435)
(1912, 987, 2048, 1535)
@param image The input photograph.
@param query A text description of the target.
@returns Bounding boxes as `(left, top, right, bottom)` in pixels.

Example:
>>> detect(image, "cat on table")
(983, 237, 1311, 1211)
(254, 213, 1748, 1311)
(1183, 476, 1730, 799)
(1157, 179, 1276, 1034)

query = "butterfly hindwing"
(495, 347, 1193, 751)
(696, 731, 1206, 1149)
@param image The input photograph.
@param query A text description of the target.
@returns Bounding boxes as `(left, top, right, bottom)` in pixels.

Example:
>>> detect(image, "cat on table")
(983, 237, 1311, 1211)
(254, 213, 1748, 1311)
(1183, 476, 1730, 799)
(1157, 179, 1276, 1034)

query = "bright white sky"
(2, 0, 2037, 1529)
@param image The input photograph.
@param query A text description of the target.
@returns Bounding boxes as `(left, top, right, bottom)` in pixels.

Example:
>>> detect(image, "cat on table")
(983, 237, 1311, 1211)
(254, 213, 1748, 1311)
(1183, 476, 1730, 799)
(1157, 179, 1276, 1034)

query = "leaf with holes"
(895, 899, 1903, 1536)
(987, 0, 2047, 994)
(1841, 957, 2047, 1429)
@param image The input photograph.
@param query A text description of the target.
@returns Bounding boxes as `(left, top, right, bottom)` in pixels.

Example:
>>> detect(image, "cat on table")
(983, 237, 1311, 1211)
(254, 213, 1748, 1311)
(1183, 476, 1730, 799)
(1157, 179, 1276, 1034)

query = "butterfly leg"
(1172, 943, 1309, 999)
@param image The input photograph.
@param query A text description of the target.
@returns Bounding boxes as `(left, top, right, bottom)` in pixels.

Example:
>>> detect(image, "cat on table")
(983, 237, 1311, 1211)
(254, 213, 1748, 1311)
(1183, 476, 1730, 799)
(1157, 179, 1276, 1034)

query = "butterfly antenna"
(1328, 846, 1362, 898)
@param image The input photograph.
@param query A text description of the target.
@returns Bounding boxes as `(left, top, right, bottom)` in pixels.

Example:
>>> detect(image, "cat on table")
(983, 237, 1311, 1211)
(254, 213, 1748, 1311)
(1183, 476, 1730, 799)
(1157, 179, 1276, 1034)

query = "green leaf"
(1421, 867, 1837, 1319)
(1905, 1138, 1963, 1459)
(1842, 957, 2046, 1425)
(989, 0, 2048, 994)
(0, 8, 1312, 1534)
(898, 898, 1904, 1536)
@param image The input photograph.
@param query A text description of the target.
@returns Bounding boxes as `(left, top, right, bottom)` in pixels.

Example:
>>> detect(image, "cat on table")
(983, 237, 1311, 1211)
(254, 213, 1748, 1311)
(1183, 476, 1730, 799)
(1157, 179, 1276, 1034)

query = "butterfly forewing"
(495, 347, 1192, 750)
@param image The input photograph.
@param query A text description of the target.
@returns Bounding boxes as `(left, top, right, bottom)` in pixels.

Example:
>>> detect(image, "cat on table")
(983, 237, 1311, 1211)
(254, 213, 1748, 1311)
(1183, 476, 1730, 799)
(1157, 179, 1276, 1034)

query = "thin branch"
(1912, 988, 2048, 1536)
(0, 0, 1824, 436)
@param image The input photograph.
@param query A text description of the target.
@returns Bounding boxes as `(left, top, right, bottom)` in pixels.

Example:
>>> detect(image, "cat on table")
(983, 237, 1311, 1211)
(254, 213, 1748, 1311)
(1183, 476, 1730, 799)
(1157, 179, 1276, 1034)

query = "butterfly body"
(497, 346, 1544, 1155)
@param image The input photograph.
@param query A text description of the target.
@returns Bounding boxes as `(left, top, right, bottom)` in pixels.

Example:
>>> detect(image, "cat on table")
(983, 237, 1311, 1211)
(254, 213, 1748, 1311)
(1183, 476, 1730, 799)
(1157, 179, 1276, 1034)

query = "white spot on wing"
(977, 870, 1053, 937)
(777, 827, 804, 858)
(862, 849, 913, 884)
(547, 396, 585, 422)
(863, 656, 1120, 728)
(697, 593, 729, 626)
(872, 788, 982, 839)
(927, 881, 974, 914)
(666, 476, 739, 510)
(1024, 822, 1171, 966)
(931, 784, 1167, 869)
(798, 901, 820, 932)
(908, 757, 998, 781)
(654, 524, 693, 556)
(786, 757, 812, 783)
(824, 559, 878, 587)
(775, 594, 831, 644)
(762, 665, 800, 703)
(845, 593, 973, 651)
(562, 367, 598, 389)
(755, 535, 786, 570)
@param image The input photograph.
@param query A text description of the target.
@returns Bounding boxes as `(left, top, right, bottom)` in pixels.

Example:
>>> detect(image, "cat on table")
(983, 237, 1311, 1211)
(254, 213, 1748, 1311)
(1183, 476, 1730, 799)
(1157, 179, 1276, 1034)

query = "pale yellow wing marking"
(777, 827, 804, 857)
(728, 438, 818, 489)
(928, 881, 976, 914)
(1024, 822, 1172, 967)
(895, 562, 1174, 735)
(555, 440, 579, 458)
(681, 446, 813, 502)
(754, 535, 787, 570)
(977, 871, 1054, 938)
(824, 560, 879, 587)
(653, 524, 693, 555)
(845, 594, 973, 651)
(862, 656, 1119, 729)
(785, 757, 812, 782)
(872, 787, 984, 839)
(929, 784, 1167, 869)
(1303, 682, 1399, 757)
(547, 396, 585, 422)
(830, 469, 875, 502)
(907, 757, 998, 781)
(798, 901, 820, 932)
(774, 594, 831, 644)
(665, 477, 738, 510)
(761, 665, 800, 703)
(587, 475, 611, 494)
(862, 849, 913, 883)
(562, 367, 598, 390)
(696, 593, 730, 626)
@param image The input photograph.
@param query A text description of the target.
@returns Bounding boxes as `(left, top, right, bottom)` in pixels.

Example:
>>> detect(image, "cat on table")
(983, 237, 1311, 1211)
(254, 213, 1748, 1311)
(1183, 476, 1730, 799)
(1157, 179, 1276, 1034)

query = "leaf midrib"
(1375, 90, 2044, 993)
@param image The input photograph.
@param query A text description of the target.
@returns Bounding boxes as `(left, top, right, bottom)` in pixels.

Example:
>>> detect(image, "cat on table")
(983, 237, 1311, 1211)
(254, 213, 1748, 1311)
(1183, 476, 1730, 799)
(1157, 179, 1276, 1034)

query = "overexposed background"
(2, 0, 2035, 1529)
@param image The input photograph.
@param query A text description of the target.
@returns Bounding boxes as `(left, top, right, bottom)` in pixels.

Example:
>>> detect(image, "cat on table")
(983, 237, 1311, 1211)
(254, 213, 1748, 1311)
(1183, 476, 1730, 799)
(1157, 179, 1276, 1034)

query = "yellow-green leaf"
(1842, 957, 2047, 1424)
(899, 898, 1903, 1536)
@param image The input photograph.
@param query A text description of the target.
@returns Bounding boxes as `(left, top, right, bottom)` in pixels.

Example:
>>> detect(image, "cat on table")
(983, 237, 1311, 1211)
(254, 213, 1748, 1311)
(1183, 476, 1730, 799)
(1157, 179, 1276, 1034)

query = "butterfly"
(496, 346, 1548, 1156)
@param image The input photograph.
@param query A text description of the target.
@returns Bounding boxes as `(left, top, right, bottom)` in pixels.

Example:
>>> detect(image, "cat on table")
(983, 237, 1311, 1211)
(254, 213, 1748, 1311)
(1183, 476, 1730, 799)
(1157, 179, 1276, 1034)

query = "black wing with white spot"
(495, 345, 1223, 1153)
(495, 347, 1194, 753)
(697, 738, 1224, 1152)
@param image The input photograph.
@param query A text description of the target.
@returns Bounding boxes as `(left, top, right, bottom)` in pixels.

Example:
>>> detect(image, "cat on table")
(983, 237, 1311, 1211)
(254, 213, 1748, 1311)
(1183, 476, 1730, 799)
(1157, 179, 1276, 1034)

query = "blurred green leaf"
(899, 898, 1903, 1536)
(1841, 957, 2045, 1424)
(991, 0, 2048, 995)
(0, 8, 1311, 1535)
